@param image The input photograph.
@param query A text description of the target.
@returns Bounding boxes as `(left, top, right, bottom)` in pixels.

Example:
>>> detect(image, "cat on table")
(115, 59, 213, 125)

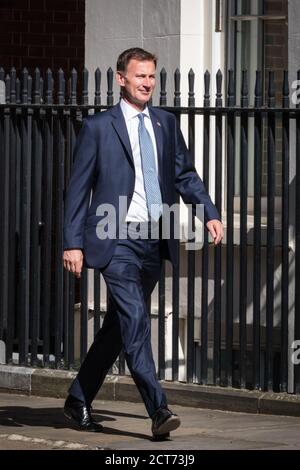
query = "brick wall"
(0, 0, 85, 75)
(264, 0, 288, 104)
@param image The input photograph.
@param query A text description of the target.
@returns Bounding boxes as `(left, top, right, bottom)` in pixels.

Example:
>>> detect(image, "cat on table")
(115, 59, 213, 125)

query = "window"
(227, 0, 288, 197)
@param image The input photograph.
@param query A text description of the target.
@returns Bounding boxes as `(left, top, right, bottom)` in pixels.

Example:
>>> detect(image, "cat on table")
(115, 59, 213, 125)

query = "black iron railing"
(0, 65, 298, 394)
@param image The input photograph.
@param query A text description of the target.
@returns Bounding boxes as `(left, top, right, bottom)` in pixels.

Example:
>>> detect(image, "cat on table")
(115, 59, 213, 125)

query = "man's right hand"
(63, 249, 84, 278)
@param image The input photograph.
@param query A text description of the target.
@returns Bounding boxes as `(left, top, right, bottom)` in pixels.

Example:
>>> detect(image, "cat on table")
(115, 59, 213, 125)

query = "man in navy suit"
(63, 48, 223, 439)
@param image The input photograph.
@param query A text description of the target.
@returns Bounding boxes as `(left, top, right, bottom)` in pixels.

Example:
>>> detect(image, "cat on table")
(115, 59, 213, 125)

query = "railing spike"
(21, 67, 28, 104)
(46, 68, 53, 105)
(40, 77, 44, 103)
(10, 67, 16, 104)
(16, 78, 21, 104)
(33, 68, 41, 104)
(107, 67, 113, 106)
(174, 68, 181, 107)
(227, 69, 235, 107)
(82, 67, 89, 105)
(5, 74, 10, 104)
(254, 70, 262, 108)
(216, 69, 223, 107)
(94, 67, 101, 106)
(160, 67, 167, 106)
(58, 68, 65, 105)
(204, 70, 210, 107)
(282, 70, 289, 108)
(241, 70, 248, 108)
(28, 74, 32, 104)
(70, 68, 77, 105)
(188, 68, 195, 107)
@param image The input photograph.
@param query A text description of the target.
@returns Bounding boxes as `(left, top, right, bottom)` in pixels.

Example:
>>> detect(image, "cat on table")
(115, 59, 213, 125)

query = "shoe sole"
(153, 415, 181, 436)
(152, 432, 170, 441)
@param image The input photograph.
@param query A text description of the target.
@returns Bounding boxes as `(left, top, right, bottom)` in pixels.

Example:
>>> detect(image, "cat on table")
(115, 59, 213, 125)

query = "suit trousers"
(68, 228, 167, 417)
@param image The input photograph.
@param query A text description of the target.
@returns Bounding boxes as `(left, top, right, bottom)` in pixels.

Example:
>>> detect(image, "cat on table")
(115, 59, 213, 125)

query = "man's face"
(116, 59, 156, 110)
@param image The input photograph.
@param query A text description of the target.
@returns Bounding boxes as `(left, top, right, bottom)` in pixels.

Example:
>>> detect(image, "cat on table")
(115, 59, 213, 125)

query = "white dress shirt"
(120, 98, 159, 222)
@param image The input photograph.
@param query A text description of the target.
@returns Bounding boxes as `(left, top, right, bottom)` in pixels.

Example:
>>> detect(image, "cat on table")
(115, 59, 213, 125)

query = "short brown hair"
(117, 47, 157, 73)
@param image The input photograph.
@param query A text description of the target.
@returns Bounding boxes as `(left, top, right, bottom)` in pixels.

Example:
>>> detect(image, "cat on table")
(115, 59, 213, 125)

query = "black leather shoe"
(63, 395, 103, 432)
(151, 407, 180, 439)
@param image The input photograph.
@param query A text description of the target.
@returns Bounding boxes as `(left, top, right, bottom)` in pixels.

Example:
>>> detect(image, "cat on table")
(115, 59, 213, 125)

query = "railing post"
(265, 71, 275, 391)
(239, 70, 248, 389)
(281, 70, 289, 392)
(253, 70, 262, 390)
(171, 69, 181, 382)
(294, 69, 300, 394)
(225, 69, 235, 387)
(186, 68, 195, 383)
(29, 66, 41, 366)
(201, 70, 211, 385)
(213, 69, 223, 386)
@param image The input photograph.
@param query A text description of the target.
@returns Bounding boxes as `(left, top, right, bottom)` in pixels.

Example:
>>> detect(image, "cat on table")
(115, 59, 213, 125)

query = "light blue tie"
(137, 113, 162, 221)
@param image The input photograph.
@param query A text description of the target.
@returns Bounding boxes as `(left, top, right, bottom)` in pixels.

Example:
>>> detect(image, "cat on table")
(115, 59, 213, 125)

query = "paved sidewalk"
(0, 392, 300, 450)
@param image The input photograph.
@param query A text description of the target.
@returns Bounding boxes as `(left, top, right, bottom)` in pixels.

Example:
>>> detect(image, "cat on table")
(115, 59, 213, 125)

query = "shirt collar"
(120, 98, 150, 121)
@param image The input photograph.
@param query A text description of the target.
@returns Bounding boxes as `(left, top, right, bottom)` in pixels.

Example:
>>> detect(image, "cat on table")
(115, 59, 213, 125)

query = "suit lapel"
(111, 104, 164, 179)
(149, 108, 164, 182)
(111, 103, 134, 166)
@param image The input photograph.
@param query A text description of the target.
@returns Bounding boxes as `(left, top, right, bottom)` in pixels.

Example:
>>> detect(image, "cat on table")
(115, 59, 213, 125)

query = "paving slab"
(0, 392, 300, 450)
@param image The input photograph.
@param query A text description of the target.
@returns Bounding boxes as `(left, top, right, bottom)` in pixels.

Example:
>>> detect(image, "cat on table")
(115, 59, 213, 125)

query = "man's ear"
(116, 71, 125, 87)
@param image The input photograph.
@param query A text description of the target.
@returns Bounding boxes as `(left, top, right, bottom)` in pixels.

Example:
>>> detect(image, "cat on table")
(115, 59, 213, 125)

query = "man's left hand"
(206, 219, 224, 245)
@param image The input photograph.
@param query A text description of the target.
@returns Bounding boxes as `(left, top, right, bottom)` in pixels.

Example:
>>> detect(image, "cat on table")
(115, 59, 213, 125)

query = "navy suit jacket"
(63, 103, 220, 268)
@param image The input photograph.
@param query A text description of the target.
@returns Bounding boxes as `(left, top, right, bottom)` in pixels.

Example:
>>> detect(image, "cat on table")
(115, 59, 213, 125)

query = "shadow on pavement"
(0, 405, 151, 440)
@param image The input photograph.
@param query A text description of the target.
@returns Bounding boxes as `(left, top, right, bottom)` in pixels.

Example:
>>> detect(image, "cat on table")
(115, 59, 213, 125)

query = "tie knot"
(138, 113, 146, 126)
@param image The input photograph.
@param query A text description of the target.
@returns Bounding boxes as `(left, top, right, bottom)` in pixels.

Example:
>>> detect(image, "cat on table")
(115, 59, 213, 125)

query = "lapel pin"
(157, 121, 161, 127)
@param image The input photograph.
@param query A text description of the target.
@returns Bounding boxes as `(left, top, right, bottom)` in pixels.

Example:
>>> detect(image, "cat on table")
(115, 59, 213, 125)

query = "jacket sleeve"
(173, 117, 221, 223)
(63, 119, 97, 250)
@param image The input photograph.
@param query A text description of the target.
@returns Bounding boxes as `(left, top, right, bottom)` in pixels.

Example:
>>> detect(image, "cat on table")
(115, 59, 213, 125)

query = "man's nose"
(142, 77, 151, 88)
